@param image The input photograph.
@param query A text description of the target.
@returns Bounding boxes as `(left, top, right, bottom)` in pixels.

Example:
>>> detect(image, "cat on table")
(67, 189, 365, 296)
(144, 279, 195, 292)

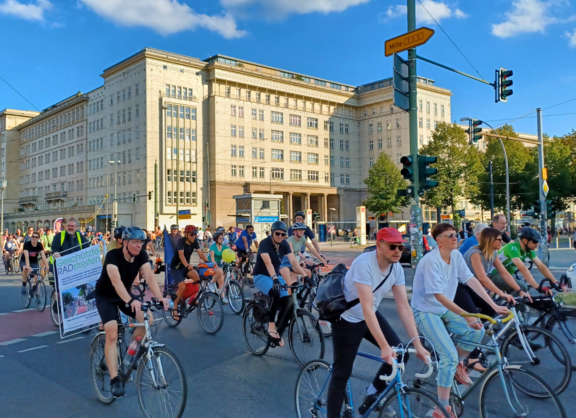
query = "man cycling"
(95, 226, 169, 398)
(287, 211, 327, 262)
(235, 224, 259, 275)
(488, 226, 566, 295)
(3, 234, 17, 269)
(167, 224, 181, 251)
(282, 222, 324, 284)
(21, 231, 48, 296)
(227, 227, 238, 246)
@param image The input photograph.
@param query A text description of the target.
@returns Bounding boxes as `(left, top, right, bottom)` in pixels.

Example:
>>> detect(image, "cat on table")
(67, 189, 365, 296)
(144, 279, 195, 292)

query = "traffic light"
(471, 119, 483, 143)
(418, 155, 439, 192)
(497, 68, 514, 103)
(400, 156, 414, 183)
(148, 191, 152, 200)
(132, 194, 136, 203)
(393, 54, 410, 112)
(397, 186, 415, 198)
(313, 212, 320, 221)
(533, 201, 541, 219)
(546, 200, 557, 218)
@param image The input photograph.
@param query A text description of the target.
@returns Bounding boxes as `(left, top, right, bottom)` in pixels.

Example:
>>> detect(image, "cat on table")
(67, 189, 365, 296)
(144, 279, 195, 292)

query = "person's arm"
(287, 253, 310, 278)
(40, 251, 48, 269)
(303, 241, 324, 262)
(52, 235, 62, 258)
(311, 238, 322, 256)
(106, 264, 140, 312)
(470, 253, 515, 304)
(24, 250, 30, 270)
(260, 253, 278, 279)
(140, 262, 168, 309)
(356, 282, 396, 364)
(210, 249, 216, 264)
(177, 250, 190, 268)
(493, 256, 532, 301)
(392, 285, 429, 362)
(466, 277, 509, 315)
(512, 257, 542, 289)
(242, 236, 249, 250)
(196, 248, 209, 263)
(533, 257, 558, 284)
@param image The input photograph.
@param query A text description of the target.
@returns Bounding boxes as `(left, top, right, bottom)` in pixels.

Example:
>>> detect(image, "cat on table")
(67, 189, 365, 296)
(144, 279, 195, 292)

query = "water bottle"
(123, 336, 141, 367)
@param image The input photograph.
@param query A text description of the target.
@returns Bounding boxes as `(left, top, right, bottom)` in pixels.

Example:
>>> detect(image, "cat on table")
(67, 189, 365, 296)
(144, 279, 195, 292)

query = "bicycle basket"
(252, 291, 270, 323)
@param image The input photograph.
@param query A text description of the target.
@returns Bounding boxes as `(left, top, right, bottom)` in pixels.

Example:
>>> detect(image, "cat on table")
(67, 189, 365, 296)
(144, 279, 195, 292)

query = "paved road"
(0, 244, 575, 417)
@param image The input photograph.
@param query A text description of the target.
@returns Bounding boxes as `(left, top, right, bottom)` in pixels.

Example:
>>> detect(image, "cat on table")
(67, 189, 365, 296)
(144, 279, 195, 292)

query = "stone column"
(322, 193, 328, 222)
(288, 192, 293, 220)
(306, 193, 311, 211)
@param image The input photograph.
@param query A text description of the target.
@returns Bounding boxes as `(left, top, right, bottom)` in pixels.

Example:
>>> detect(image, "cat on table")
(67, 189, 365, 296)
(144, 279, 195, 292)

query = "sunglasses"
(440, 233, 459, 239)
(32, 236, 40, 239)
(495, 238, 503, 242)
(274, 232, 286, 237)
(386, 243, 406, 251)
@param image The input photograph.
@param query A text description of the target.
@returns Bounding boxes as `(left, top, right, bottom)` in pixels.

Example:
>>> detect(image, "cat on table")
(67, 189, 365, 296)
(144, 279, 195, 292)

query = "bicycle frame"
(524, 297, 576, 346)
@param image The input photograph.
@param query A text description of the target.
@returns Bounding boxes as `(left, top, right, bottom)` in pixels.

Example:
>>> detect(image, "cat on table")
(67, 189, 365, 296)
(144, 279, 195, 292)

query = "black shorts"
(95, 294, 137, 325)
(237, 249, 249, 261)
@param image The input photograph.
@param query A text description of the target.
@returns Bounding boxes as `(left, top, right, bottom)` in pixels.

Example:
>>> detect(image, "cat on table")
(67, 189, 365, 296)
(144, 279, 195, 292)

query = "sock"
(366, 384, 378, 395)
(110, 376, 120, 384)
(22, 282, 26, 286)
(438, 398, 450, 408)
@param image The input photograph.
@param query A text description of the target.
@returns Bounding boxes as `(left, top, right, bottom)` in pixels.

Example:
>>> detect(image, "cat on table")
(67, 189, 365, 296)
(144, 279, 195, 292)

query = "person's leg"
(173, 280, 186, 318)
(326, 319, 366, 418)
(489, 271, 528, 296)
(103, 320, 120, 378)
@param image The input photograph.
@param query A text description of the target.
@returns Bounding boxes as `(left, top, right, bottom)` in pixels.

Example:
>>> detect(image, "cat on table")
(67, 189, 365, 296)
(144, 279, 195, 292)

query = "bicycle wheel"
(89, 333, 116, 405)
(380, 386, 451, 418)
(289, 310, 325, 368)
(242, 303, 270, 355)
(227, 280, 245, 315)
(197, 292, 224, 334)
(162, 301, 183, 328)
(51, 292, 62, 326)
(500, 325, 572, 395)
(35, 280, 47, 312)
(21, 280, 32, 308)
(295, 360, 332, 418)
(307, 291, 332, 338)
(13, 258, 20, 273)
(136, 346, 187, 418)
(546, 311, 576, 370)
(479, 366, 566, 418)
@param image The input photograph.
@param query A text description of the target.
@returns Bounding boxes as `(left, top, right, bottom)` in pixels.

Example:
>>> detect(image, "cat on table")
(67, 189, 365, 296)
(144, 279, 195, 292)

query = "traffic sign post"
(385, 27, 434, 57)
(537, 108, 549, 265)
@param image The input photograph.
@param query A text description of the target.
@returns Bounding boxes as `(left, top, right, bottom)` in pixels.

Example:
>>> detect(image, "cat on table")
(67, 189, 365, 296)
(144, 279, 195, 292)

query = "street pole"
(154, 160, 158, 229)
(105, 175, 109, 233)
(536, 108, 549, 264)
(488, 161, 495, 220)
(408, 0, 424, 265)
(1, 180, 6, 241)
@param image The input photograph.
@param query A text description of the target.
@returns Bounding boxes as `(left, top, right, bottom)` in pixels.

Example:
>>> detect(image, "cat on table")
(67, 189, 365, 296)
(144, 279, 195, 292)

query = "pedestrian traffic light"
(471, 119, 483, 143)
(400, 156, 414, 183)
(418, 155, 438, 192)
(546, 199, 557, 218)
(497, 68, 514, 103)
(313, 212, 320, 221)
(148, 191, 152, 200)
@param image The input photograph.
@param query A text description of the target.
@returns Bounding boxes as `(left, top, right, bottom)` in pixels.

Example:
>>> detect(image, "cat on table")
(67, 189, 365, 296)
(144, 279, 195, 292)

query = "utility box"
(233, 194, 283, 242)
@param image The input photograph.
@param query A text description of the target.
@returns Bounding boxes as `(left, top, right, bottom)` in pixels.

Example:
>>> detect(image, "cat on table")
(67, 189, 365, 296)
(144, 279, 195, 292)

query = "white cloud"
(491, 0, 558, 38)
(0, 0, 52, 21)
(79, 0, 246, 38)
(565, 29, 576, 47)
(380, 1, 467, 25)
(221, 0, 370, 18)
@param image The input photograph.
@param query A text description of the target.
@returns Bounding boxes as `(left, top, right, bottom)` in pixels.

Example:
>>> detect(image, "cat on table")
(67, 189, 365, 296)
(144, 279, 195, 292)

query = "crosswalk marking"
(17, 345, 48, 353)
(56, 336, 85, 344)
(0, 313, 10, 316)
(31, 331, 59, 338)
(12, 308, 36, 313)
(0, 338, 27, 346)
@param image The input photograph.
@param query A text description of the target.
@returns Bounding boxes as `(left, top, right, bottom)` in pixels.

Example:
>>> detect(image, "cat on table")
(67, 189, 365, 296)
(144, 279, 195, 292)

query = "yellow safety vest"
(50, 231, 83, 265)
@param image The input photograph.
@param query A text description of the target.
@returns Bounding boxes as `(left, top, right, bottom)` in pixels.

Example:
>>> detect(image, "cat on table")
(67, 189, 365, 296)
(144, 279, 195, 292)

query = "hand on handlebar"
(465, 316, 483, 330)
(519, 291, 533, 303)
(381, 345, 397, 365)
(414, 344, 430, 364)
(500, 293, 516, 305)
(130, 299, 142, 314)
(493, 305, 509, 317)
(272, 277, 281, 290)
(161, 297, 170, 311)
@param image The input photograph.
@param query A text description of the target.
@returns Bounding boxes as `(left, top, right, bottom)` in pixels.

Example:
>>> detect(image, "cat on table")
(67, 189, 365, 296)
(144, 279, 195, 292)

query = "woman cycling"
(412, 223, 508, 417)
(208, 231, 231, 304)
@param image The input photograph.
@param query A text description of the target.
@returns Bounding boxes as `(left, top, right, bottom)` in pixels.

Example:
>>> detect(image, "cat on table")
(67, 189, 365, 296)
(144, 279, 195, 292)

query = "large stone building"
(0, 48, 452, 232)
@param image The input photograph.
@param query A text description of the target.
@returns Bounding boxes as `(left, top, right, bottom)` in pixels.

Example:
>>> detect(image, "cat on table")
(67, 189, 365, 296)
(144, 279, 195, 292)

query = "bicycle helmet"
(295, 211, 306, 219)
(170, 224, 179, 230)
(184, 225, 197, 235)
(213, 231, 224, 242)
(122, 226, 147, 242)
(86, 226, 93, 232)
(114, 225, 126, 240)
(271, 221, 287, 233)
(519, 227, 542, 243)
(292, 222, 307, 230)
(216, 226, 225, 233)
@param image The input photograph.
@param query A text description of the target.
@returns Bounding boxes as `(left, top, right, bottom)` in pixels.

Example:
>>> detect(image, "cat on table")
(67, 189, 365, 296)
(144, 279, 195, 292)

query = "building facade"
(0, 48, 452, 232)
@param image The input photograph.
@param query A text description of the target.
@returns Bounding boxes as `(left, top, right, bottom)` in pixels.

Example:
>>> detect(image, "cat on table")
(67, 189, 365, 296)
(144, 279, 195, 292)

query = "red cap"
(376, 227, 407, 243)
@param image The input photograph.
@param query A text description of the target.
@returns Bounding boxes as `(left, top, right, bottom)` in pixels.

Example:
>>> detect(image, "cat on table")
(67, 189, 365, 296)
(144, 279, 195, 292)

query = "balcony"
(45, 191, 67, 201)
(19, 196, 37, 205)
(160, 92, 198, 102)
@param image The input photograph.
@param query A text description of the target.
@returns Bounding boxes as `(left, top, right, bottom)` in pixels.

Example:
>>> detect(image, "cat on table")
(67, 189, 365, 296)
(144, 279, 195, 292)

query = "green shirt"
(492, 241, 536, 275)
(287, 235, 305, 255)
(208, 243, 230, 264)
(41, 233, 54, 252)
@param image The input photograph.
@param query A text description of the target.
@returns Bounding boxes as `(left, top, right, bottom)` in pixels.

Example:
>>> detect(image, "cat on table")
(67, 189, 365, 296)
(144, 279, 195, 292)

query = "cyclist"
(252, 221, 302, 348)
(208, 231, 232, 303)
(167, 224, 181, 251)
(327, 228, 430, 417)
(170, 225, 210, 318)
(3, 234, 17, 269)
(488, 226, 566, 296)
(41, 227, 54, 253)
(21, 231, 48, 296)
(412, 223, 508, 418)
(21, 226, 35, 248)
(94, 226, 169, 398)
(287, 211, 327, 262)
(235, 224, 258, 275)
(227, 226, 238, 246)
(282, 222, 322, 283)
(204, 226, 213, 248)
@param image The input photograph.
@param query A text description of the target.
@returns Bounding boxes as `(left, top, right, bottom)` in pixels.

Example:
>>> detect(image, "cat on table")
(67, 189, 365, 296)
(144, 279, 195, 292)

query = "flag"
(54, 218, 63, 233)
(164, 227, 174, 286)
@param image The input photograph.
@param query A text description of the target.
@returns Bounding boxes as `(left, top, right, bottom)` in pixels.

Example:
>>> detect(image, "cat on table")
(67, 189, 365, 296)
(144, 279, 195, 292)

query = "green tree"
(419, 122, 484, 213)
(362, 152, 409, 220)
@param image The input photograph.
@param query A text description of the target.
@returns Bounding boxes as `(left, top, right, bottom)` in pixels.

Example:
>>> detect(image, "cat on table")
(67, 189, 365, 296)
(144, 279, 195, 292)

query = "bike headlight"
(569, 265, 575, 272)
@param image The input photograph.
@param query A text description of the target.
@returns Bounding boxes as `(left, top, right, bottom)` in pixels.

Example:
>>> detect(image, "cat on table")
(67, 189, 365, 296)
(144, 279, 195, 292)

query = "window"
(345, 157, 350, 168)
(247, 91, 251, 101)
(238, 106, 244, 118)
(324, 155, 329, 165)
(377, 122, 382, 132)
(308, 153, 319, 164)
(339, 123, 344, 134)
(271, 168, 284, 180)
(387, 138, 392, 148)
(272, 149, 284, 161)
(340, 174, 344, 184)
(419, 135, 424, 146)
(308, 171, 319, 182)
(252, 128, 257, 139)
(434, 103, 438, 116)
(307, 118, 318, 129)
(396, 119, 400, 129)
(419, 117, 423, 128)
(259, 110, 264, 121)
(239, 126, 244, 138)
(307, 135, 318, 147)
(345, 141, 349, 151)
(239, 166, 245, 177)
(340, 140, 344, 150)
(259, 129, 264, 140)
(329, 121, 334, 132)
(167, 169, 173, 182)
(441, 104, 445, 117)
(185, 107, 190, 119)
(426, 119, 431, 129)
(324, 138, 329, 148)
(135, 104, 139, 117)
(291, 169, 302, 181)
(135, 83, 139, 95)
(122, 109, 126, 123)
(330, 156, 334, 166)
(368, 124, 373, 134)
(419, 100, 423, 112)
(236, 88, 241, 99)
(369, 140, 373, 150)
(231, 125, 237, 137)
(271, 130, 283, 143)
(290, 133, 301, 145)
(387, 121, 392, 131)
(396, 137, 402, 147)
(290, 115, 301, 126)
(369, 157, 374, 167)
(239, 146, 244, 157)
(290, 151, 302, 163)
(167, 191, 172, 204)
(191, 108, 196, 120)
(330, 138, 334, 149)
(231, 105, 236, 117)
(324, 120, 329, 131)
(231, 145, 237, 156)
(345, 174, 350, 184)
(259, 148, 265, 159)
(225, 86, 231, 98)
(252, 167, 258, 178)
(231, 165, 237, 176)
(191, 129, 196, 141)
(167, 105, 172, 118)
(271, 112, 283, 124)
(426, 101, 430, 114)
(252, 147, 257, 158)
(251, 109, 257, 120)
(256, 92, 261, 103)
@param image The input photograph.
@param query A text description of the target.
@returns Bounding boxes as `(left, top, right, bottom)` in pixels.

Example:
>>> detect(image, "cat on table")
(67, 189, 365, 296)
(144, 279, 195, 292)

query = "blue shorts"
(280, 255, 292, 271)
(254, 274, 289, 298)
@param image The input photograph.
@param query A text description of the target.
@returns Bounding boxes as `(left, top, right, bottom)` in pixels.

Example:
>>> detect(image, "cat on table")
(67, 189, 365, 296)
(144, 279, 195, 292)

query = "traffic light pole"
(488, 161, 495, 220)
(536, 108, 549, 265)
(408, 0, 424, 266)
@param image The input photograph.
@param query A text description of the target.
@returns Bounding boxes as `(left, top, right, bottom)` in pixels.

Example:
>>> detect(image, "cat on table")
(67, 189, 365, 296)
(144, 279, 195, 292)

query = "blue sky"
(1, 0, 575, 137)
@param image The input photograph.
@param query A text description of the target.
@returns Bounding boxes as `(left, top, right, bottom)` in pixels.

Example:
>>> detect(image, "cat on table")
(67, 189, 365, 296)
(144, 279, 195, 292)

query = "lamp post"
(1, 180, 7, 242)
(108, 160, 121, 229)
(461, 117, 511, 235)
(329, 207, 336, 247)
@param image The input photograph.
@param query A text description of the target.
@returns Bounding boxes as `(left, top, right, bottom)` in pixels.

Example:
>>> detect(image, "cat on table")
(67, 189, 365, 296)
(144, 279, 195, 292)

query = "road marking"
(0, 338, 27, 346)
(31, 331, 59, 338)
(17, 345, 48, 353)
(0, 355, 5, 358)
(0, 313, 10, 316)
(57, 337, 85, 344)
(12, 308, 36, 313)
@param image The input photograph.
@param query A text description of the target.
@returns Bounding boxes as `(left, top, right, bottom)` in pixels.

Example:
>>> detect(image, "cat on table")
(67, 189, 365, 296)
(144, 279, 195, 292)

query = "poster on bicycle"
(55, 245, 102, 336)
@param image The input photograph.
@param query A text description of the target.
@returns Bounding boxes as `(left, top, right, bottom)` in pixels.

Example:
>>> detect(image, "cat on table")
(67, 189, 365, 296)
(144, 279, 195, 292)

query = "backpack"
(313, 263, 394, 322)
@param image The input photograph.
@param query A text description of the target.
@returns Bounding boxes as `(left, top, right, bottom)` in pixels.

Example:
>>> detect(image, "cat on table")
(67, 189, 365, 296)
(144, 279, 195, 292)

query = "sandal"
(464, 353, 487, 372)
(268, 331, 284, 348)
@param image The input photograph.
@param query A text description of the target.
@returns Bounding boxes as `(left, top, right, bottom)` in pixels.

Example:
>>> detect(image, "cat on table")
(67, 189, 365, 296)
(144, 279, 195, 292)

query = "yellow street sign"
(542, 167, 548, 180)
(440, 214, 453, 219)
(179, 214, 192, 220)
(385, 27, 435, 57)
(542, 180, 549, 197)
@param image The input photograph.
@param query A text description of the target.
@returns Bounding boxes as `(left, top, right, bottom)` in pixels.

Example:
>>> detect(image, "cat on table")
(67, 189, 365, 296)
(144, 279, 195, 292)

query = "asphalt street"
(0, 245, 575, 418)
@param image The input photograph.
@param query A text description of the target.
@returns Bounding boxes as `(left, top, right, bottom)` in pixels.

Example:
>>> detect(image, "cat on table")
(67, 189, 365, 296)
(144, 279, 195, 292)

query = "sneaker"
(21, 285, 27, 296)
(221, 296, 228, 305)
(208, 283, 217, 293)
(432, 405, 457, 418)
(358, 388, 384, 415)
(454, 362, 473, 386)
(110, 377, 126, 398)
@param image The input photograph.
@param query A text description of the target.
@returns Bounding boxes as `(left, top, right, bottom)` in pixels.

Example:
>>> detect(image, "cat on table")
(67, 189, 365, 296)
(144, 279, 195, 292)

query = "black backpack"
(313, 263, 394, 322)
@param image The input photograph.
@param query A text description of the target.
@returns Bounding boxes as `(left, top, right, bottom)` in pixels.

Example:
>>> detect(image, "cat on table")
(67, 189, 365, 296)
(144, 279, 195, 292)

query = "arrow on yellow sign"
(385, 27, 435, 57)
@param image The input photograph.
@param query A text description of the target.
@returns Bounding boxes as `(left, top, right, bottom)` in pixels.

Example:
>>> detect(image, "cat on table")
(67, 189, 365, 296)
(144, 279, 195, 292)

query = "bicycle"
(162, 266, 224, 334)
(11, 252, 20, 274)
(89, 298, 187, 417)
(295, 346, 449, 418)
(21, 267, 47, 312)
(298, 261, 332, 338)
(413, 311, 566, 418)
(243, 282, 325, 367)
(218, 261, 245, 315)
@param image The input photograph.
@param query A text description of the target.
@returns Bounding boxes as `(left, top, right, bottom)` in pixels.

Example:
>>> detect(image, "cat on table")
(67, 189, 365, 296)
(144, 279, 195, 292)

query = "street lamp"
(1, 180, 7, 241)
(461, 117, 511, 235)
(108, 160, 121, 229)
(329, 207, 336, 247)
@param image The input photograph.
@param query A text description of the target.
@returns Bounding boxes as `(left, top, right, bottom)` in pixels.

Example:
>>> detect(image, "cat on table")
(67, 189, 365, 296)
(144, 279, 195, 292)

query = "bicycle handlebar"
(461, 310, 514, 324)
(378, 348, 434, 382)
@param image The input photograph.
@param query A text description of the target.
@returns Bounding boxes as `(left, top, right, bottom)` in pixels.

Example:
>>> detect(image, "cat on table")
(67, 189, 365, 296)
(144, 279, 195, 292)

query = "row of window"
(21, 127, 84, 157)
(19, 181, 84, 198)
(166, 147, 197, 163)
(166, 169, 197, 183)
(229, 166, 351, 185)
(166, 105, 196, 120)
(165, 85, 194, 101)
(166, 126, 197, 141)
(110, 127, 141, 145)
(20, 144, 84, 170)
(22, 106, 85, 141)
(368, 138, 402, 150)
(108, 105, 140, 127)
(418, 118, 439, 130)
(89, 172, 141, 189)
(19, 162, 84, 184)
(166, 191, 197, 205)
(418, 100, 445, 117)
(368, 121, 400, 133)
(109, 84, 141, 107)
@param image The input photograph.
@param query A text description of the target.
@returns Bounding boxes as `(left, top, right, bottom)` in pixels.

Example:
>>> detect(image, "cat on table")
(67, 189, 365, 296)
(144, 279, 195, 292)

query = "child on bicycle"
(412, 223, 508, 417)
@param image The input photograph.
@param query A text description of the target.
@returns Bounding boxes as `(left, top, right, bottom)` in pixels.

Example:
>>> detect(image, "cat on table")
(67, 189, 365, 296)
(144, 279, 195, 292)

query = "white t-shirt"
(197, 230, 204, 240)
(411, 248, 474, 315)
(341, 251, 405, 323)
